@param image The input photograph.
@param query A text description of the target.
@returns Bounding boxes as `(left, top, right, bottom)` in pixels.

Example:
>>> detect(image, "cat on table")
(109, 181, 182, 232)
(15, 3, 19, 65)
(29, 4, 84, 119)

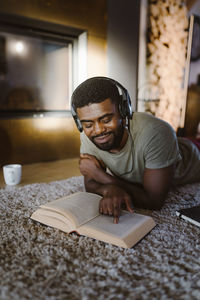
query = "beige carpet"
(0, 176, 200, 300)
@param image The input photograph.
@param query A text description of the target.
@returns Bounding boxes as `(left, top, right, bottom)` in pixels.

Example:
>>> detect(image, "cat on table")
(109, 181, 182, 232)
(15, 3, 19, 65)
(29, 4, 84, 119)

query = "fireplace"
(0, 13, 85, 118)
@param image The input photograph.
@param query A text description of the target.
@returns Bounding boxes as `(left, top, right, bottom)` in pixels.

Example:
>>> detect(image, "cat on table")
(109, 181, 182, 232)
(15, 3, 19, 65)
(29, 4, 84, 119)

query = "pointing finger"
(125, 197, 134, 213)
(114, 216, 119, 224)
(99, 198, 103, 214)
(113, 205, 120, 224)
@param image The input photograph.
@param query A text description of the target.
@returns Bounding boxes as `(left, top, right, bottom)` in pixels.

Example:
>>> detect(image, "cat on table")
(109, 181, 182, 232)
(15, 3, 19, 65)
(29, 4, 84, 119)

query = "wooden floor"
(0, 158, 81, 188)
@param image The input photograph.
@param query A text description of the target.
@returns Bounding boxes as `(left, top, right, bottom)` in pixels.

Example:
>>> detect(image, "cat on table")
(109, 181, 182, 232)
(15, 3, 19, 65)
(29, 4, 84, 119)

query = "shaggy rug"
(0, 176, 200, 300)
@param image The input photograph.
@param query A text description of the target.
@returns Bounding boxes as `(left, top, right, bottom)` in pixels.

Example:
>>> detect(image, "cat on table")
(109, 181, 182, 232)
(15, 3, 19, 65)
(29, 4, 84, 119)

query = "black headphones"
(71, 76, 133, 132)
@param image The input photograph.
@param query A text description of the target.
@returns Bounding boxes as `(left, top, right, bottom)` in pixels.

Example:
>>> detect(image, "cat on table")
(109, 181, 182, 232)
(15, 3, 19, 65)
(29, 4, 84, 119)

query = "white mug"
(3, 164, 22, 185)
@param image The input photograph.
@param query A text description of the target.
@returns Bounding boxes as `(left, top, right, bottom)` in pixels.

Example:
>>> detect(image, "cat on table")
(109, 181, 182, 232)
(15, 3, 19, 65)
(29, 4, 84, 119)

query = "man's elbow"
(148, 194, 167, 210)
(84, 181, 94, 193)
(84, 176, 100, 193)
(150, 201, 164, 210)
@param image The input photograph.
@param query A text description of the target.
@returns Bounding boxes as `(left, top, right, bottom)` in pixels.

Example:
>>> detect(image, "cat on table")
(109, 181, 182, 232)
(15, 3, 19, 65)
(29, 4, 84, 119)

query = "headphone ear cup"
(125, 93, 133, 119)
(118, 95, 126, 118)
(75, 117, 83, 132)
(119, 94, 133, 119)
(71, 104, 83, 132)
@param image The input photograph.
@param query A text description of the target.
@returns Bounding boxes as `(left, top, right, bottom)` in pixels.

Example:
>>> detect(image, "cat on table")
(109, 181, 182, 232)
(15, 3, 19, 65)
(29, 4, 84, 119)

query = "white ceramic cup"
(3, 164, 22, 185)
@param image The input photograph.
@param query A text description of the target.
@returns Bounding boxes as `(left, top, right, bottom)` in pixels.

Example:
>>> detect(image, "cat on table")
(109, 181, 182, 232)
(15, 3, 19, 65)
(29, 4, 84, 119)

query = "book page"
(79, 211, 156, 248)
(31, 208, 75, 232)
(40, 192, 102, 228)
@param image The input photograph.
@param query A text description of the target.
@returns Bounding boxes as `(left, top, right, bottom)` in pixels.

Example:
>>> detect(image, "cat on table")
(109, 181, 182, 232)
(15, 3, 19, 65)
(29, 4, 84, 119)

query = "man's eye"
(103, 118, 112, 124)
(84, 123, 93, 129)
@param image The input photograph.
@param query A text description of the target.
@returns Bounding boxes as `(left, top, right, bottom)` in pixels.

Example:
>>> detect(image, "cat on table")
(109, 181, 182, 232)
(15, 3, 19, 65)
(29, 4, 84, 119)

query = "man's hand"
(99, 185, 134, 223)
(79, 154, 106, 181)
(80, 154, 134, 223)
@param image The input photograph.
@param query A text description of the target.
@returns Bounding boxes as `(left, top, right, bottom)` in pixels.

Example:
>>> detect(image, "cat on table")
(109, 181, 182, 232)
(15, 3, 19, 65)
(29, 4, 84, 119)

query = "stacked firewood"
(147, 0, 188, 130)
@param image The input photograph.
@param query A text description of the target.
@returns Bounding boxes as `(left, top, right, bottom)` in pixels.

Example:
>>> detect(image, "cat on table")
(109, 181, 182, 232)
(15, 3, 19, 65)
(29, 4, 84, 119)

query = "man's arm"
(80, 153, 174, 221)
(84, 164, 174, 209)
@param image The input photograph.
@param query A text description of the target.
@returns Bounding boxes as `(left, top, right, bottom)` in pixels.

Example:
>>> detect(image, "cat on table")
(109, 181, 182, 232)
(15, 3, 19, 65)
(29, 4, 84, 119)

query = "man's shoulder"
(130, 112, 174, 135)
(131, 112, 172, 125)
(131, 113, 181, 169)
(80, 131, 99, 153)
(80, 132, 93, 145)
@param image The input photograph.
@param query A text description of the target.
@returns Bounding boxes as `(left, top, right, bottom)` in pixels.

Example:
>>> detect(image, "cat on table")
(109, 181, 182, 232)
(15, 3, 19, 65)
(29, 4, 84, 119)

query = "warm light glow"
(33, 117, 74, 131)
(7, 39, 27, 57)
(15, 41, 24, 54)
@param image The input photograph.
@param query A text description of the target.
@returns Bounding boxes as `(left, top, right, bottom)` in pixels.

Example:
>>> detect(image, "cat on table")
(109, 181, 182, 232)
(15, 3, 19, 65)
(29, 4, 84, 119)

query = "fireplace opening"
(0, 13, 86, 119)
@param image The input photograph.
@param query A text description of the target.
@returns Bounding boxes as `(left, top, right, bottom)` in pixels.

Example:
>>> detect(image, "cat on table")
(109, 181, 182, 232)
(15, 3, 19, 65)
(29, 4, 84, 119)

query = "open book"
(31, 192, 156, 248)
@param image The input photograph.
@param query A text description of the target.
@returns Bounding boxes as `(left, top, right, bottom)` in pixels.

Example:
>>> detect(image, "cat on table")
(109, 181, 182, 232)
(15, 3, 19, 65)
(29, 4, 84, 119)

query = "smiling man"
(71, 77, 200, 223)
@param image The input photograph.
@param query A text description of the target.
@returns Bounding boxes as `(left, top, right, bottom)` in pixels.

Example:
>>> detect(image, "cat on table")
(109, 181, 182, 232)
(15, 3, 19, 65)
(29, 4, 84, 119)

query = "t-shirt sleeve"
(143, 122, 182, 169)
(80, 132, 101, 160)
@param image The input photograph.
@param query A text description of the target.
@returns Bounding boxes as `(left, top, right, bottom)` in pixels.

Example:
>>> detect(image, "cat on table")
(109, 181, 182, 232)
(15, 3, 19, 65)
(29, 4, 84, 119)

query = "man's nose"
(93, 122, 104, 135)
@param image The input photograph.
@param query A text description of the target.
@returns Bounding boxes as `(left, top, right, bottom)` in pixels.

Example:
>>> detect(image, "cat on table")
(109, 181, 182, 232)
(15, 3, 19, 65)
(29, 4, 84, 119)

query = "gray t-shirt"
(80, 112, 200, 186)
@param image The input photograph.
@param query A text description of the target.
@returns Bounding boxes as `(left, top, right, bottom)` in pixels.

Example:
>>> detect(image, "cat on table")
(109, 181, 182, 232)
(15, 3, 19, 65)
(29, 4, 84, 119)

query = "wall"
(0, 0, 107, 76)
(188, 0, 200, 86)
(107, 0, 140, 111)
(184, 0, 200, 136)
(0, 0, 107, 166)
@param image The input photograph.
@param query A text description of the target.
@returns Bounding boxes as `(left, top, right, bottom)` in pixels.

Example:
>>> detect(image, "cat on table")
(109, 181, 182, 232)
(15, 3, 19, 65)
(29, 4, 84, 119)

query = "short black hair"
(71, 77, 121, 110)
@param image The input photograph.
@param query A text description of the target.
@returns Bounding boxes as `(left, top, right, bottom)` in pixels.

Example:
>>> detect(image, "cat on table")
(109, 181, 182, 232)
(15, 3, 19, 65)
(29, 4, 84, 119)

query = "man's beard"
(90, 124, 125, 151)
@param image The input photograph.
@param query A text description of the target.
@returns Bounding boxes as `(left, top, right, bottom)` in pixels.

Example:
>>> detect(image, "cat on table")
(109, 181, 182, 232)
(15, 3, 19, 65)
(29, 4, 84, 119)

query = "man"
(71, 77, 200, 223)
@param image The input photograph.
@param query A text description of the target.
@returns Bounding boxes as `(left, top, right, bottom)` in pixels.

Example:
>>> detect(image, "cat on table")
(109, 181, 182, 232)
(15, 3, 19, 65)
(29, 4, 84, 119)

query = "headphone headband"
(71, 76, 133, 132)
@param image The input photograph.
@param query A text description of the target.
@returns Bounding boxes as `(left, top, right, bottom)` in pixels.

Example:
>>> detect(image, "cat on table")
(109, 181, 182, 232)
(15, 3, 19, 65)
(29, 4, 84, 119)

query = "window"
(0, 13, 86, 117)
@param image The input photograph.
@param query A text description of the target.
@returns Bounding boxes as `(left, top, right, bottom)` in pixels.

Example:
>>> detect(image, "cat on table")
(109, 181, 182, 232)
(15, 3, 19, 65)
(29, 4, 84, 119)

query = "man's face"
(77, 98, 125, 151)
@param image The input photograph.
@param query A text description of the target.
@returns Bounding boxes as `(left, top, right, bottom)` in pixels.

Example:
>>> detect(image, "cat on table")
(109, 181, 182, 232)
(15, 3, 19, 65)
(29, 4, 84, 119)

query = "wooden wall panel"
(0, 117, 80, 166)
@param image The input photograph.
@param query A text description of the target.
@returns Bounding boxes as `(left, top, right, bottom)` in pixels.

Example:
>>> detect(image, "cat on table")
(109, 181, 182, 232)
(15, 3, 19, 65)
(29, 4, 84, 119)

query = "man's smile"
(92, 132, 113, 144)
